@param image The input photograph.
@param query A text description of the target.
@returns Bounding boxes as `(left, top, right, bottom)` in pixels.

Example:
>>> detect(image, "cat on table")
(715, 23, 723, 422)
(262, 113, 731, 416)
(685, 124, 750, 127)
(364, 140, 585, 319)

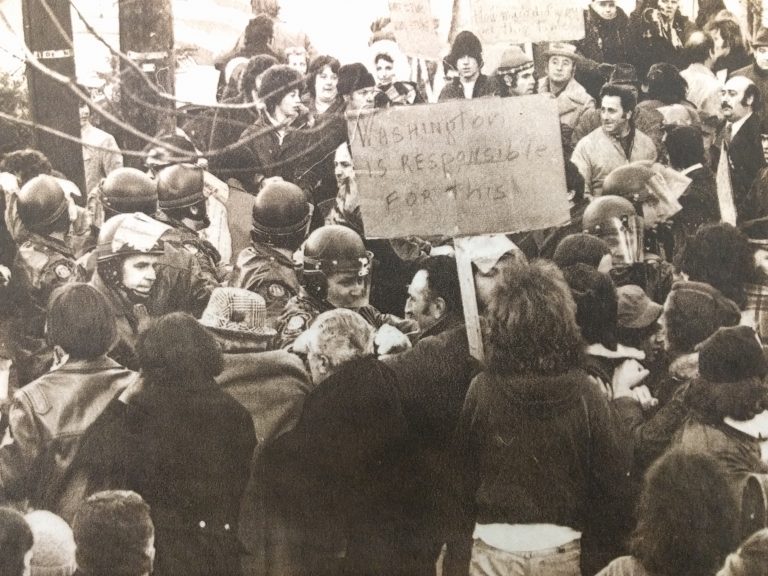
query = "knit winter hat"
(337, 63, 376, 96)
(617, 284, 663, 329)
(664, 281, 741, 353)
(25, 510, 76, 576)
(258, 64, 304, 111)
(496, 46, 533, 74)
(699, 325, 768, 384)
(445, 30, 483, 70)
(553, 233, 611, 270)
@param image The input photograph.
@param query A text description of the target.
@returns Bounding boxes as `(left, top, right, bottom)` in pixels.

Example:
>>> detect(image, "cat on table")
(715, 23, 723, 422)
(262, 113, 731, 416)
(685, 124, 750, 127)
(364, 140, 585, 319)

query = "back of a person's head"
(681, 223, 753, 308)
(0, 149, 53, 186)
(646, 62, 688, 104)
(137, 312, 223, 385)
(553, 233, 611, 270)
(25, 510, 76, 576)
(632, 449, 739, 576)
(0, 507, 33, 576)
(73, 491, 154, 576)
(484, 259, 584, 376)
(684, 30, 715, 65)
(46, 283, 117, 360)
(562, 263, 619, 351)
(666, 125, 706, 169)
(419, 255, 463, 316)
(306, 308, 374, 370)
(719, 529, 768, 576)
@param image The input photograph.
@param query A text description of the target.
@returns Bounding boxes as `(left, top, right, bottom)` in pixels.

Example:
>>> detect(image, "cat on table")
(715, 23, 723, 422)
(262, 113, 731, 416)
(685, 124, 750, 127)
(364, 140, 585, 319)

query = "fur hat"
(664, 281, 741, 353)
(496, 46, 533, 74)
(25, 511, 76, 576)
(337, 63, 376, 96)
(562, 263, 618, 350)
(699, 325, 768, 383)
(445, 30, 483, 70)
(553, 233, 611, 270)
(543, 42, 583, 64)
(753, 27, 768, 47)
(258, 64, 303, 112)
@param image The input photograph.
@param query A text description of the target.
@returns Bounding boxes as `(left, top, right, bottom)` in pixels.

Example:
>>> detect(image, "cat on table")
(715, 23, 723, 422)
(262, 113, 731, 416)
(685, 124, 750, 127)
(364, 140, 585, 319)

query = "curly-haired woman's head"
(718, 528, 768, 576)
(483, 260, 584, 375)
(138, 312, 223, 385)
(632, 448, 740, 576)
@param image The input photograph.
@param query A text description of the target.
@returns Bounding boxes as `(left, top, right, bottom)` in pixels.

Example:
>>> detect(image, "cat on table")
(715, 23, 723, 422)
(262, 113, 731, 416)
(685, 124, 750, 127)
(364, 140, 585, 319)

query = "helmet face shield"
(592, 214, 644, 266)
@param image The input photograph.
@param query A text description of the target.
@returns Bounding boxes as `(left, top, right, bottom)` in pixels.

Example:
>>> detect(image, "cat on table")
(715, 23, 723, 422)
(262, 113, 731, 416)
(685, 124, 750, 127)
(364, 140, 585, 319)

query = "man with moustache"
(718, 75, 765, 219)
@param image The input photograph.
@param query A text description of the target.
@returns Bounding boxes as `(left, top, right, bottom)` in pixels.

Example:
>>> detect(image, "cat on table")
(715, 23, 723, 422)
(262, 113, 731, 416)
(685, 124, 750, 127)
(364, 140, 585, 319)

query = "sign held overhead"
(470, 0, 585, 44)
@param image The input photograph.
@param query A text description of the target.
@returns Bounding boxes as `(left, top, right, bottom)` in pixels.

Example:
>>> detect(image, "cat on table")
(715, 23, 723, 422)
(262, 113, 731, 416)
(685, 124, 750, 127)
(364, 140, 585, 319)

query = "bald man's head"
(721, 75, 760, 122)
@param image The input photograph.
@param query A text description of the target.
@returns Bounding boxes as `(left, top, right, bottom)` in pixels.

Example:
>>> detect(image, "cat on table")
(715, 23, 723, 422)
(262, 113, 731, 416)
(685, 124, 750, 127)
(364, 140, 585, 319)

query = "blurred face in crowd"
(754, 247, 768, 280)
(755, 46, 768, 71)
(721, 76, 753, 122)
(405, 269, 442, 332)
(287, 53, 307, 75)
(79, 103, 90, 128)
(326, 271, 369, 309)
(547, 56, 574, 85)
(347, 86, 376, 111)
(504, 67, 536, 96)
(315, 65, 338, 103)
(457, 55, 480, 81)
(474, 252, 520, 309)
(334, 144, 354, 186)
(275, 88, 302, 121)
(711, 29, 729, 59)
(638, 321, 665, 364)
(121, 254, 160, 298)
(375, 56, 395, 85)
(656, 0, 679, 21)
(591, 0, 618, 20)
(600, 95, 631, 137)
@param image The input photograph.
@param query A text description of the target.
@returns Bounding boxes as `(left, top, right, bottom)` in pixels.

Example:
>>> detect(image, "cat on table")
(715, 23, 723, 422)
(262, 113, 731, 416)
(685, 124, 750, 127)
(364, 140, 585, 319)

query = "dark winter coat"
(628, 9, 695, 80)
(670, 165, 720, 266)
(74, 379, 257, 576)
(438, 74, 498, 101)
(577, 5, 630, 64)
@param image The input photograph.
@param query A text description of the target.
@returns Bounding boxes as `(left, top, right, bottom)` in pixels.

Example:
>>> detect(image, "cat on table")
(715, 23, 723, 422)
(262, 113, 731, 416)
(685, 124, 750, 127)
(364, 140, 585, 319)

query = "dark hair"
(240, 54, 279, 99)
(631, 449, 739, 576)
(0, 507, 33, 576)
(686, 376, 768, 423)
(0, 149, 53, 186)
(681, 223, 753, 307)
(744, 81, 762, 113)
(73, 490, 154, 576)
(258, 64, 304, 114)
(374, 52, 394, 66)
(244, 14, 274, 51)
(665, 125, 706, 169)
(646, 62, 688, 104)
(683, 31, 715, 65)
(705, 17, 745, 51)
(418, 255, 463, 316)
(306, 55, 341, 98)
(696, 0, 727, 28)
(483, 260, 584, 375)
(599, 83, 637, 113)
(562, 263, 618, 350)
(138, 312, 223, 384)
(47, 283, 117, 359)
(720, 528, 768, 576)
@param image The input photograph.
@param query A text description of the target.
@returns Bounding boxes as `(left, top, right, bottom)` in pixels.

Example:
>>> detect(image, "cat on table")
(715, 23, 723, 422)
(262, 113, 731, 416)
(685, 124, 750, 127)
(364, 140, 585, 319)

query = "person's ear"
(431, 297, 447, 319)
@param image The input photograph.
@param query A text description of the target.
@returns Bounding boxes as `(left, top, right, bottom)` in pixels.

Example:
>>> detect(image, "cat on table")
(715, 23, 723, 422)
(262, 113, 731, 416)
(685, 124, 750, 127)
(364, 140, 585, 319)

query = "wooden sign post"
(348, 96, 569, 360)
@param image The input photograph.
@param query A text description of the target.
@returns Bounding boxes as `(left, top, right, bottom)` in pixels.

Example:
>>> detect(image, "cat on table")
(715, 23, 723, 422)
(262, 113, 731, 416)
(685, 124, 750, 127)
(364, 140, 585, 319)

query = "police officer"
(230, 179, 312, 327)
(10, 175, 85, 384)
(95, 167, 158, 225)
(155, 163, 224, 287)
(90, 212, 171, 370)
(275, 224, 417, 349)
(583, 195, 674, 303)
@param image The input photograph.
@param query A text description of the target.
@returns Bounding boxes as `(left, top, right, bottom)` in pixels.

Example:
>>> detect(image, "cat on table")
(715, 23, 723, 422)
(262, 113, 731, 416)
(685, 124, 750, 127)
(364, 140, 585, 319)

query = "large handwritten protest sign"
(470, 0, 585, 44)
(388, 0, 443, 60)
(348, 95, 571, 239)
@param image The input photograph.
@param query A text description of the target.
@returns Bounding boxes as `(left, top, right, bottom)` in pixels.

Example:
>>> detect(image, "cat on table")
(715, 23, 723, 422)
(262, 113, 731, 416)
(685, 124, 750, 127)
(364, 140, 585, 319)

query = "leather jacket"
(0, 356, 137, 522)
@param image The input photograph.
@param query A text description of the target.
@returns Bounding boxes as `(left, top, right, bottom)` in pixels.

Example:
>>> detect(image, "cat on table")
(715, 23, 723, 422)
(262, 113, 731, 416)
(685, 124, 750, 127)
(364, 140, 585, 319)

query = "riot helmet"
(99, 167, 158, 219)
(582, 195, 644, 266)
(300, 225, 373, 301)
(251, 179, 313, 251)
(96, 213, 171, 302)
(16, 175, 69, 235)
(156, 163, 209, 231)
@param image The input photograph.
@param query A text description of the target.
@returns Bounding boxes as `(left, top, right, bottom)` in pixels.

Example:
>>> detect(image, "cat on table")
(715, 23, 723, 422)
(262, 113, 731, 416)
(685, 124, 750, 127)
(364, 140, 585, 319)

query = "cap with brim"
(617, 284, 663, 329)
(544, 42, 583, 64)
(496, 46, 534, 74)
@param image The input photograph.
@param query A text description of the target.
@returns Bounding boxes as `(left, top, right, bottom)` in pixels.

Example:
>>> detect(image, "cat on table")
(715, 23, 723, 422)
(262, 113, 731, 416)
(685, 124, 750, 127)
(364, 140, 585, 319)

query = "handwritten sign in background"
(348, 95, 571, 238)
(470, 0, 585, 44)
(388, 0, 444, 60)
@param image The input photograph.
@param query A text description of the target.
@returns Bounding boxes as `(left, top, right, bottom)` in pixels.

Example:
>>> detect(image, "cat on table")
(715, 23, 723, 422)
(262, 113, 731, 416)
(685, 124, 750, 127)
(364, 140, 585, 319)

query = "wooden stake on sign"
(454, 237, 484, 362)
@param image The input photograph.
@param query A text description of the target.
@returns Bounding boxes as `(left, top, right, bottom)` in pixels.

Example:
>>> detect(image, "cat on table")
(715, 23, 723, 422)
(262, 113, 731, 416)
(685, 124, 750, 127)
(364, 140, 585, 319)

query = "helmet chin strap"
(181, 215, 210, 232)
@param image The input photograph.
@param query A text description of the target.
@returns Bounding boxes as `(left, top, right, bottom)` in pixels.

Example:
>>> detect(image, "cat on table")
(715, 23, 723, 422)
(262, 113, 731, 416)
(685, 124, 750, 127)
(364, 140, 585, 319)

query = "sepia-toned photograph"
(1, 0, 768, 574)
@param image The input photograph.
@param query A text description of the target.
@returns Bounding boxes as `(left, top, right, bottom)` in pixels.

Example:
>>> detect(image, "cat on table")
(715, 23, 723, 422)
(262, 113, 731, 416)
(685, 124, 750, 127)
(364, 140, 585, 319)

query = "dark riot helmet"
(17, 175, 69, 234)
(300, 224, 373, 300)
(251, 179, 313, 251)
(156, 163, 209, 231)
(99, 167, 158, 218)
(582, 195, 644, 266)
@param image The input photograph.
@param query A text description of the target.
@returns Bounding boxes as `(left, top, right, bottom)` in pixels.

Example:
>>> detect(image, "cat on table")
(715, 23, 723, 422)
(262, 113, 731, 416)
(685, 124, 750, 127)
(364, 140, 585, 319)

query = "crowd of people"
(6, 0, 768, 575)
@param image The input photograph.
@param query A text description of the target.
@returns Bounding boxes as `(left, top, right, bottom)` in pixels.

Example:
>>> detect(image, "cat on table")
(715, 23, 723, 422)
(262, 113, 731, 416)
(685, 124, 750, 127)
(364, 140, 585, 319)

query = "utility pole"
(118, 0, 175, 169)
(21, 0, 86, 196)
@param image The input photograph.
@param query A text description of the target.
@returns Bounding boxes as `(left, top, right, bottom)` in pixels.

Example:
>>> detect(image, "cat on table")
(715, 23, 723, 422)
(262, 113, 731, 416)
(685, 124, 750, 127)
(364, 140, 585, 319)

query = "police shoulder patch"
(54, 264, 72, 280)
(286, 314, 307, 332)
(268, 283, 286, 298)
